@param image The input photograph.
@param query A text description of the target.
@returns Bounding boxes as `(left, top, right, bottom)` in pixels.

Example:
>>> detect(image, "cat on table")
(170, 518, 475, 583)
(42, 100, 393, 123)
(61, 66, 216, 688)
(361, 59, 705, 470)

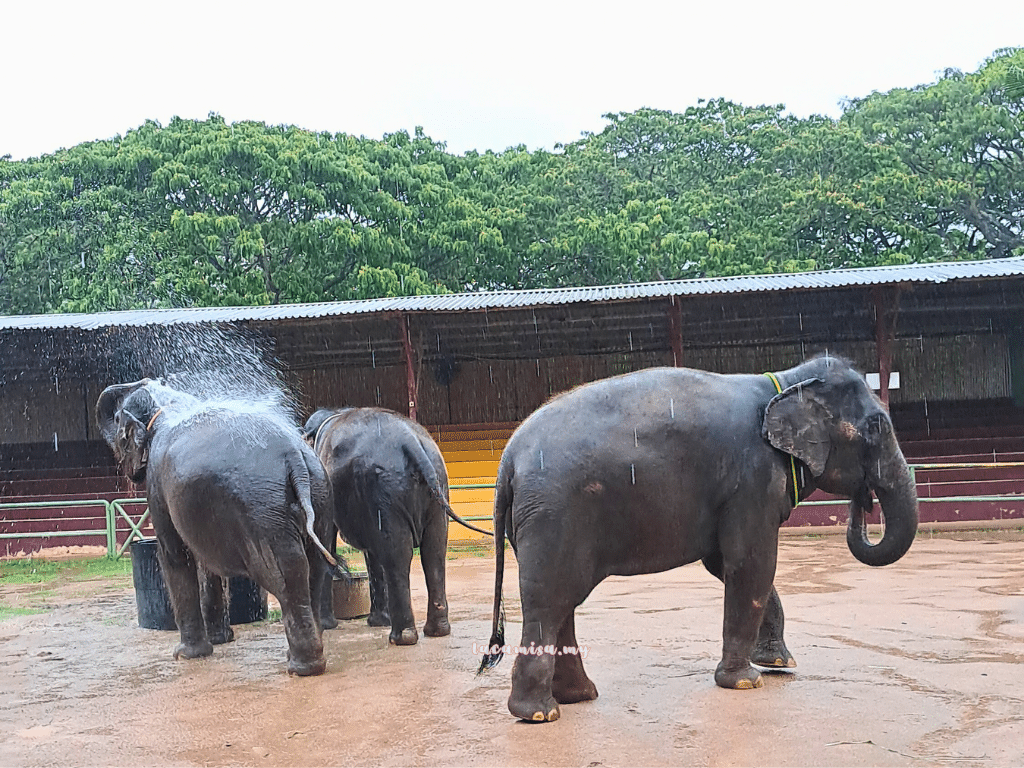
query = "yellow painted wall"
(431, 425, 515, 544)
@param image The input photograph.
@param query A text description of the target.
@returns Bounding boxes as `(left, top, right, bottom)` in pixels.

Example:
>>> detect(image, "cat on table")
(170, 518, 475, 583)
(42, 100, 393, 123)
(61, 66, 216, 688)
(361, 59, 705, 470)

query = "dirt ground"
(1, 530, 1023, 768)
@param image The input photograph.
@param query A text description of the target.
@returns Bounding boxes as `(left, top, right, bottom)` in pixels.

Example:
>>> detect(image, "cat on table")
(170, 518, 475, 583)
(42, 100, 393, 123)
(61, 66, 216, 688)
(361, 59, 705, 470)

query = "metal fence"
(0, 498, 148, 558)
(1, 463, 1023, 559)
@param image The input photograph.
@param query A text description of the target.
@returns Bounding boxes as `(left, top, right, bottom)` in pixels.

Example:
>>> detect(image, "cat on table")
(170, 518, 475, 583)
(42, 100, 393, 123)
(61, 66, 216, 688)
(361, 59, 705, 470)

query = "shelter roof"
(3, 257, 1023, 331)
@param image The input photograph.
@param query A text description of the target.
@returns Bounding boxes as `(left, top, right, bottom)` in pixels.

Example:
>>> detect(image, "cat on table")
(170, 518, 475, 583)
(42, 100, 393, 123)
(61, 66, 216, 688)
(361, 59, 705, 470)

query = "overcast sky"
(3, 0, 1019, 161)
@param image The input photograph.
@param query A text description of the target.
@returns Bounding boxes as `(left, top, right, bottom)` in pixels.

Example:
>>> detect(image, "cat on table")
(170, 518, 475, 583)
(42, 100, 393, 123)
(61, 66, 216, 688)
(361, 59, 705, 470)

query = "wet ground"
(1, 530, 1023, 767)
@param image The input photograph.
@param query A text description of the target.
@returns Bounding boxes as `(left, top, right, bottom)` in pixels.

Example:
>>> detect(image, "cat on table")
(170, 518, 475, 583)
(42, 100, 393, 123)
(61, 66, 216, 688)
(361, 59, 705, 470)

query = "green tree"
(844, 48, 1024, 259)
(2, 48, 1021, 316)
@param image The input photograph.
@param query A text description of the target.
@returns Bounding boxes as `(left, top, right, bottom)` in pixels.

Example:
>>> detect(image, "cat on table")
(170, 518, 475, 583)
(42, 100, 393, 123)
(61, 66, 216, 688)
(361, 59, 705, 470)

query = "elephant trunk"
(846, 434, 919, 567)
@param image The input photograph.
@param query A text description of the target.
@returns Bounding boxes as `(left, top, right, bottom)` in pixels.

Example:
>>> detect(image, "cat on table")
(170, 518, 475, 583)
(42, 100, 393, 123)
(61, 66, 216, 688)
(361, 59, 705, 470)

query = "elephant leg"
(702, 551, 795, 670)
(419, 511, 450, 638)
(551, 611, 598, 705)
(308, 543, 338, 632)
(752, 589, 796, 669)
(382, 544, 418, 646)
(199, 568, 234, 645)
(270, 545, 326, 676)
(507, 580, 573, 722)
(712, 532, 779, 690)
(364, 551, 390, 627)
(155, 529, 212, 661)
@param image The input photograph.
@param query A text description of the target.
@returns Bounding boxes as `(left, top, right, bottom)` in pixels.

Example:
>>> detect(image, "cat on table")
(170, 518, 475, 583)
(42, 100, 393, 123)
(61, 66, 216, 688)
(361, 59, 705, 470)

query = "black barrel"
(130, 539, 269, 628)
(130, 538, 177, 630)
(228, 575, 268, 624)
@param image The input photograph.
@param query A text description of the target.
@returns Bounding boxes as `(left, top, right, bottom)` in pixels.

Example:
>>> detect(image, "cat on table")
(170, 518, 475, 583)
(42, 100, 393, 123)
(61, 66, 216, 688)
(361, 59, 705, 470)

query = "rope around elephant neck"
(312, 412, 346, 453)
(146, 408, 163, 431)
(763, 372, 801, 508)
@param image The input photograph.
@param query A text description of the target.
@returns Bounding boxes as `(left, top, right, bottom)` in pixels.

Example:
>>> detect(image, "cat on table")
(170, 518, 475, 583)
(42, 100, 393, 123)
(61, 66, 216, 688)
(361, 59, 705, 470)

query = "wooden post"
(400, 313, 418, 421)
(668, 297, 684, 367)
(872, 286, 900, 410)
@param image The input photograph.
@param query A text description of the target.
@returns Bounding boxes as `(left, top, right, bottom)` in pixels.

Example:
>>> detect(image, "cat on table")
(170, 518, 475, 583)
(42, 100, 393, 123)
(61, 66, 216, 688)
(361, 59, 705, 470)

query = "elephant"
(478, 355, 918, 722)
(304, 407, 491, 646)
(97, 379, 345, 676)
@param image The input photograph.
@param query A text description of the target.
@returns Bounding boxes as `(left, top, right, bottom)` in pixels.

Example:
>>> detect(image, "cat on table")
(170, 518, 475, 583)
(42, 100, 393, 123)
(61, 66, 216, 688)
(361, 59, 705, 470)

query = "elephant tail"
(477, 458, 511, 674)
(402, 440, 492, 537)
(289, 454, 350, 583)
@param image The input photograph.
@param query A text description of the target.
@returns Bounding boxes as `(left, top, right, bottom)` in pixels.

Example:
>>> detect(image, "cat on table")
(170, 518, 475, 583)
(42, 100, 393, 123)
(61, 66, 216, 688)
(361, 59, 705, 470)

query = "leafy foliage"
(2, 48, 1021, 314)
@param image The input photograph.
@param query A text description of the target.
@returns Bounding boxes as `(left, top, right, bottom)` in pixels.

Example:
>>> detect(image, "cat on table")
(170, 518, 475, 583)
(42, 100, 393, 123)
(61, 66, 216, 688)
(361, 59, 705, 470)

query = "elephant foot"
(389, 627, 419, 646)
(287, 653, 327, 677)
(423, 616, 451, 637)
(320, 613, 339, 631)
(714, 661, 764, 690)
(508, 692, 560, 723)
(752, 641, 797, 669)
(207, 625, 234, 645)
(173, 639, 214, 660)
(367, 611, 391, 627)
(552, 673, 598, 705)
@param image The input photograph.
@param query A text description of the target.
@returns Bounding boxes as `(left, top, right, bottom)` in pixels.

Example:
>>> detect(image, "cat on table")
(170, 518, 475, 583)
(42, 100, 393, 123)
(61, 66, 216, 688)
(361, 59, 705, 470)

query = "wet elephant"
(304, 407, 490, 645)
(97, 379, 344, 676)
(479, 356, 918, 721)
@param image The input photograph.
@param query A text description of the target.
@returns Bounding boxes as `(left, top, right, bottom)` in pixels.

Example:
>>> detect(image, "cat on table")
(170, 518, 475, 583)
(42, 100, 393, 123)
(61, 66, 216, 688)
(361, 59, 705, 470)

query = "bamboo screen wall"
(0, 333, 1012, 443)
(291, 333, 1011, 428)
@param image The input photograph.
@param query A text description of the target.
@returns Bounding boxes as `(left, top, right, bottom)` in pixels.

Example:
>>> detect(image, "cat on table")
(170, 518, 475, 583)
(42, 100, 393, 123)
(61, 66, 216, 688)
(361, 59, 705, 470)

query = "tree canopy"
(1, 48, 1021, 315)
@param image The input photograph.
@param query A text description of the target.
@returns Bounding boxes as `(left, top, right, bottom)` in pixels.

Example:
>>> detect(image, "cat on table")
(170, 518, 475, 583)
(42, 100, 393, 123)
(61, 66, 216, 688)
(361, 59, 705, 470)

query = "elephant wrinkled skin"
(480, 356, 919, 722)
(97, 379, 341, 676)
(305, 407, 487, 646)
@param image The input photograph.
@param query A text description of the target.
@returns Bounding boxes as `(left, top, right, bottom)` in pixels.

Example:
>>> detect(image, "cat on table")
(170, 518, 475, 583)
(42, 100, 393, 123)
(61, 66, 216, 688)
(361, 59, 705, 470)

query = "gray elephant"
(479, 355, 918, 722)
(304, 407, 490, 646)
(97, 379, 344, 676)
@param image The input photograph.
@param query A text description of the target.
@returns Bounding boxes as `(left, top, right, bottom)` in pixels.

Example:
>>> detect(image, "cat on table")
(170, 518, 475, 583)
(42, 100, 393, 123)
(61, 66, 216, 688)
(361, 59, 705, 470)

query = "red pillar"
(400, 313, 418, 421)
(668, 297, 684, 367)
(872, 286, 901, 410)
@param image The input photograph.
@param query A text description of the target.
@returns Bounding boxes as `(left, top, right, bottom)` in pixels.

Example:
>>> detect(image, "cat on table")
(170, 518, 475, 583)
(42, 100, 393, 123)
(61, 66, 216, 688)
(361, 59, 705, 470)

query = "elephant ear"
(117, 409, 150, 462)
(762, 378, 832, 477)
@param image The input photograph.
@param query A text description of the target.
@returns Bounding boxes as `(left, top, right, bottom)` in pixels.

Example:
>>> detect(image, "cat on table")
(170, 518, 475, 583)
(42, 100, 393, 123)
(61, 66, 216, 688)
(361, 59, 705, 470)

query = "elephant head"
(762, 358, 918, 567)
(96, 379, 161, 483)
(302, 408, 338, 444)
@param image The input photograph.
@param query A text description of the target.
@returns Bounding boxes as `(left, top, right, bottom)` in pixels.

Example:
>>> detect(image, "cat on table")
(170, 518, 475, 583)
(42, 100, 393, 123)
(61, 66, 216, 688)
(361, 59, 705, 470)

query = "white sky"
(2, 0, 1020, 160)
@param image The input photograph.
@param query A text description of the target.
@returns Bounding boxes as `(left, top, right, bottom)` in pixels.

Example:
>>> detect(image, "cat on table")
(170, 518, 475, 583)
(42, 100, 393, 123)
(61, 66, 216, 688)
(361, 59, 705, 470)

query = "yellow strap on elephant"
(763, 372, 801, 508)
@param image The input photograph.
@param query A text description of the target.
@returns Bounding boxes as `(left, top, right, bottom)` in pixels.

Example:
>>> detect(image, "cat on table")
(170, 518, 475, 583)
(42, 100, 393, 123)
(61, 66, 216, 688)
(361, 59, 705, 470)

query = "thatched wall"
(891, 333, 1009, 402)
(0, 379, 105, 445)
(292, 333, 1011, 427)
(0, 332, 1013, 446)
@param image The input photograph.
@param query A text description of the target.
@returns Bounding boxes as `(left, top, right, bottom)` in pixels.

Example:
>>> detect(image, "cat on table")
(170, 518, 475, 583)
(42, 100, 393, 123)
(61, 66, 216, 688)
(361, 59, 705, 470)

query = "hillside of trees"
(1, 49, 1022, 315)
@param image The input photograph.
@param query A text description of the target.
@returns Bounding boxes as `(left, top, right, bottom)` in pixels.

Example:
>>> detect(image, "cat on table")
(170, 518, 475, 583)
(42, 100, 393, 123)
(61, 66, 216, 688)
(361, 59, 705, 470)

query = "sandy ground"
(1, 531, 1023, 768)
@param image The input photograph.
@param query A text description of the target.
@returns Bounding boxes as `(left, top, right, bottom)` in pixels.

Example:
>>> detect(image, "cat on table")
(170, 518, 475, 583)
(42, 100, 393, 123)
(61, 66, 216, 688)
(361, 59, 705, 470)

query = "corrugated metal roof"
(3, 257, 1023, 331)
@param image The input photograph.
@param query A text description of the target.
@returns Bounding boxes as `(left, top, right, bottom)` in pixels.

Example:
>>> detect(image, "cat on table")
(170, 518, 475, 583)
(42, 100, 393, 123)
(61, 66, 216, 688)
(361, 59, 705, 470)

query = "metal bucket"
(333, 572, 371, 619)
